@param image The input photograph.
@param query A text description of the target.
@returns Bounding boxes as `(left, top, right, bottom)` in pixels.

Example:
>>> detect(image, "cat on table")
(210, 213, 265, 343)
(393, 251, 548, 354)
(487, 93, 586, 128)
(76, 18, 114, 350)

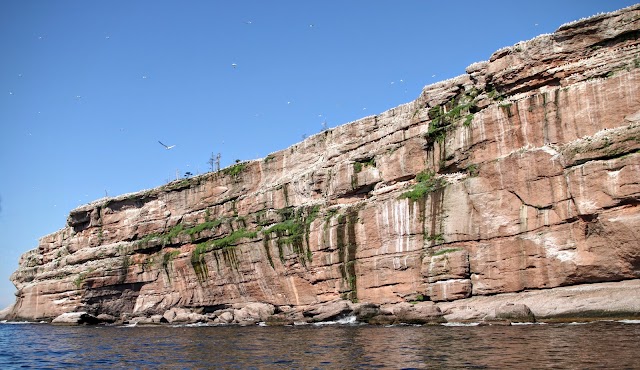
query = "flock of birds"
(11, 18, 415, 142)
(4, 6, 553, 223)
(7, 15, 451, 197)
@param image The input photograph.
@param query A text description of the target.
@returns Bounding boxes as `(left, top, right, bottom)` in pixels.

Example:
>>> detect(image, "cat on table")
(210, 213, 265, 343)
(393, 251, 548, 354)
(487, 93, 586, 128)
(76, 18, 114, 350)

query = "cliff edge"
(4, 5, 640, 325)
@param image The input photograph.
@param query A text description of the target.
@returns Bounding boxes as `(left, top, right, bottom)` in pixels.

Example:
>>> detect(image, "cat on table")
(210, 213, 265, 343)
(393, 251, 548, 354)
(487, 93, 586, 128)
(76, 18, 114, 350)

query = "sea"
(1, 318, 639, 369)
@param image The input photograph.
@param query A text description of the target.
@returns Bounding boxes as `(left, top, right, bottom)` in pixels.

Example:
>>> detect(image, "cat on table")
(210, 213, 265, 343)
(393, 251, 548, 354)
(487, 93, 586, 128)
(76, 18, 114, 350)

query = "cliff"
(5, 5, 640, 325)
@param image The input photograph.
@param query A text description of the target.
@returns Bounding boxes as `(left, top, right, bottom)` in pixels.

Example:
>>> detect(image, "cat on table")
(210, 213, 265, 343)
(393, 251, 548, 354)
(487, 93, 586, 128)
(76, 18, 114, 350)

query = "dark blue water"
(1, 320, 639, 369)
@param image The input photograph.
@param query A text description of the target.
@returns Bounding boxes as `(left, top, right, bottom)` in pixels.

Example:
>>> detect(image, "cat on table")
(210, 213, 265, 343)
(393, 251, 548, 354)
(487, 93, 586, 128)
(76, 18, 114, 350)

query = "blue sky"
(0, 0, 637, 310)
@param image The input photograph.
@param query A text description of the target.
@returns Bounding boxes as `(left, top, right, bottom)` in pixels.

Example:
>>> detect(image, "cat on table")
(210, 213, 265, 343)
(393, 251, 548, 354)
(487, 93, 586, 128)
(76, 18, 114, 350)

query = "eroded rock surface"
(5, 5, 640, 324)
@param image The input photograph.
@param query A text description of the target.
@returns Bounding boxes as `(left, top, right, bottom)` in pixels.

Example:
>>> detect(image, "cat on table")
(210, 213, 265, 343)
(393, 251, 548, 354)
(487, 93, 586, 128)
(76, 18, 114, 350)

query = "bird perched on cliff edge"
(158, 141, 176, 150)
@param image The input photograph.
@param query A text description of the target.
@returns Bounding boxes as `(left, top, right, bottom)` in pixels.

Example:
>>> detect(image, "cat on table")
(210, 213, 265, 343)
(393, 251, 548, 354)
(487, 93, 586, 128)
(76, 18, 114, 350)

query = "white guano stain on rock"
(522, 233, 576, 263)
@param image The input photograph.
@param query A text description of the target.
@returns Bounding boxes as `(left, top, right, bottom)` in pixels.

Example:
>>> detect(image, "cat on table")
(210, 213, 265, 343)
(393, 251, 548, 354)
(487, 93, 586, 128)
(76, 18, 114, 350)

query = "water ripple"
(1, 321, 639, 368)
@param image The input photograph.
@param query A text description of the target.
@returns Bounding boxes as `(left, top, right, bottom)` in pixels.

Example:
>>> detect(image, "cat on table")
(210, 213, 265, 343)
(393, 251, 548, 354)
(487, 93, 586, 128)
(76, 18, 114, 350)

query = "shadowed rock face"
(5, 5, 640, 323)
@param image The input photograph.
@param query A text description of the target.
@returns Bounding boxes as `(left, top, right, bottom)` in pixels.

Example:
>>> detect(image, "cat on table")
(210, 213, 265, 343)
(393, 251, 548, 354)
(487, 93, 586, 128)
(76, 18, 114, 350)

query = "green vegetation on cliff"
(400, 170, 446, 201)
(263, 205, 320, 266)
(424, 88, 479, 145)
(190, 228, 258, 281)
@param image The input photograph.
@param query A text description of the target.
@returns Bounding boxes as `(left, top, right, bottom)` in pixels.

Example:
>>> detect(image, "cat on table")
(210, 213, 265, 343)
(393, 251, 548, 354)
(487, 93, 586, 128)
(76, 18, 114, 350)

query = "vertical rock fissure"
(428, 187, 445, 249)
(336, 208, 359, 302)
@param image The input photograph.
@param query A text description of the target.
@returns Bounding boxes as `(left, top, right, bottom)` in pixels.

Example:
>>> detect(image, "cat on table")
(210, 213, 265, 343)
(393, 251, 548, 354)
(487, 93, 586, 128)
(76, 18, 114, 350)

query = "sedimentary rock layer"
(4, 5, 640, 323)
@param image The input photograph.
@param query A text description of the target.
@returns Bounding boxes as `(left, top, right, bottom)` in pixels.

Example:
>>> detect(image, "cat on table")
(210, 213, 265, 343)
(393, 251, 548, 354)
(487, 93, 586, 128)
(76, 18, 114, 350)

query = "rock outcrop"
(4, 5, 640, 325)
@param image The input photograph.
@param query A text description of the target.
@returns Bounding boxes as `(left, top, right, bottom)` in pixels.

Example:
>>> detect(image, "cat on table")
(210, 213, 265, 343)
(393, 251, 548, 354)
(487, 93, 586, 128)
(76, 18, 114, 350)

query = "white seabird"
(158, 141, 176, 150)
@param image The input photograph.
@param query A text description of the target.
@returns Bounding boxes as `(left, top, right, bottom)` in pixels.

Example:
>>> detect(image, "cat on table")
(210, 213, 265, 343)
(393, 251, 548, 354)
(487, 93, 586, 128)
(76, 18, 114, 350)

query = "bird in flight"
(158, 141, 176, 150)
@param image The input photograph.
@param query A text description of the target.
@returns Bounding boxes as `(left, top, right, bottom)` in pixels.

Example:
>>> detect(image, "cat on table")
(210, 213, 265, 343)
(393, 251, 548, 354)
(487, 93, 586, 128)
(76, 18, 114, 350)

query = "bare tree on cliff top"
(208, 152, 221, 172)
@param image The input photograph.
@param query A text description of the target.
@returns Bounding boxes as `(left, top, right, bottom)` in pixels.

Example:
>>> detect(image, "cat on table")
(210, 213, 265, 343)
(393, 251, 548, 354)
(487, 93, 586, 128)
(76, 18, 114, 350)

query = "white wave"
(511, 322, 538, 326)
(618, 320, 640, 324)
(441, 322, 480, 327)
(313, 320, 338, 326)
(0, 320, 41, 325)
(312, 315, 358, 326)
(337, 315, 358, 324)
(178, 322, 213, 328)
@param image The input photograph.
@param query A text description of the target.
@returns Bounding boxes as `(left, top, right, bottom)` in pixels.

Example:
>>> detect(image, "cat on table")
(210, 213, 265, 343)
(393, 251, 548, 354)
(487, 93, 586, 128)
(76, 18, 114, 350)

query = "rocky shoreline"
(4, 280, 638, 326)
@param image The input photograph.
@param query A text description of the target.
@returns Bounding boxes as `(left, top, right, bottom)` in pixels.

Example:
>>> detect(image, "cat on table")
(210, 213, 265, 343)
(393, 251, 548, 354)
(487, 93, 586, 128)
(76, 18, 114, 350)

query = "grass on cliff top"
(223, 162, 247, 178)
(161, 161, 247, 193)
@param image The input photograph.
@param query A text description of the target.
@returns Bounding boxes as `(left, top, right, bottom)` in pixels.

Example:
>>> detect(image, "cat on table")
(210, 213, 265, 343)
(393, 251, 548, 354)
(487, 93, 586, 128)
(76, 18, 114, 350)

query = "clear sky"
(1, 1, 637, 310)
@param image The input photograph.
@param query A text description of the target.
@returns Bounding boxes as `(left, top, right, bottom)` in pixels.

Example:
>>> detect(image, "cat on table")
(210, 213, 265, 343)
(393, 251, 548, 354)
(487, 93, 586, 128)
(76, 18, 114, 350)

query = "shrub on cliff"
(399, 170, 445, 201)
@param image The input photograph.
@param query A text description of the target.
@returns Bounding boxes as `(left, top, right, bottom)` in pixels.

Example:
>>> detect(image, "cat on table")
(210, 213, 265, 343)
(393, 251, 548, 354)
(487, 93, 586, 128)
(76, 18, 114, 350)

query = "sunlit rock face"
(6, 5, 640, 322)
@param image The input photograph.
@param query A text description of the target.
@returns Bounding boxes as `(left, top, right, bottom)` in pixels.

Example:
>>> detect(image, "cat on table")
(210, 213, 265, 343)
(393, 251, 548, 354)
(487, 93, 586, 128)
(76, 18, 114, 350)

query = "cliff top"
(65, 2, 640, 226)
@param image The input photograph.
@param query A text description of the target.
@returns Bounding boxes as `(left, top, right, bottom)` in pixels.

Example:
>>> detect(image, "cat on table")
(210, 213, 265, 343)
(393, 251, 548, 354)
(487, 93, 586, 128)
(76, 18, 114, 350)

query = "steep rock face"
(6, 5, 640, 322)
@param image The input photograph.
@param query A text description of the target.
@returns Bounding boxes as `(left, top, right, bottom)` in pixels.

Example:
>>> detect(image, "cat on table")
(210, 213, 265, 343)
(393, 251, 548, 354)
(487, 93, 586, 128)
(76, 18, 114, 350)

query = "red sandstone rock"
(4, 5, 640, 323)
